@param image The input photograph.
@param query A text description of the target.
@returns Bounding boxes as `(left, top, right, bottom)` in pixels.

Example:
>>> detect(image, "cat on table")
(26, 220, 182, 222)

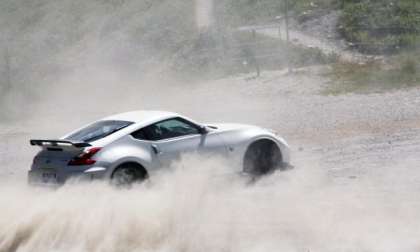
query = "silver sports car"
(28, 111, 290, 186)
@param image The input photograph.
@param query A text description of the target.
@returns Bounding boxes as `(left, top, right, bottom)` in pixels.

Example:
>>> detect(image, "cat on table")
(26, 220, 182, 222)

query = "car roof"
(102, 110, 180, 125)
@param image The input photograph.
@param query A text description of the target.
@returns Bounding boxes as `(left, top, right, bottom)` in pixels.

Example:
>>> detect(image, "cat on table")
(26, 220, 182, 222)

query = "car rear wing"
(30, 139, 91, 148)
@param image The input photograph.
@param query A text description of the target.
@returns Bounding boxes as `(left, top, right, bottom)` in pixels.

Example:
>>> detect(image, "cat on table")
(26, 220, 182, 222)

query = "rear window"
(65, 120, 133, 143)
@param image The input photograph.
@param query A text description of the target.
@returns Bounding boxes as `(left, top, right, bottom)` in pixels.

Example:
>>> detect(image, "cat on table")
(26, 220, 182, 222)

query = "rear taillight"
(68, 147, 102, 166)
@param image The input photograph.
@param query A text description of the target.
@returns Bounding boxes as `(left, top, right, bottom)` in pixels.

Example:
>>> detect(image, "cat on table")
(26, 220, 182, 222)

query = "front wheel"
(243, 140, 282, 176)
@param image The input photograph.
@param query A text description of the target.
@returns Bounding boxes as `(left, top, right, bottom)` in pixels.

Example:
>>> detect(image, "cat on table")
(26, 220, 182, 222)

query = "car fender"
(98, 136, 155, 179)
(218, 127, 290, 170)
(243, 134, 290, 165)
(105, 156, 151, 179)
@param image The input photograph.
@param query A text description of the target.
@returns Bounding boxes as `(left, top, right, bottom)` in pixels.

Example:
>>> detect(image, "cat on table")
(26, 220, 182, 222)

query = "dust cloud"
(1, 155, 420, 252)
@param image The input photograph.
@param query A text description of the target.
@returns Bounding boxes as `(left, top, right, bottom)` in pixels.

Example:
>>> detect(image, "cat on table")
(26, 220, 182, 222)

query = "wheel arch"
(242, 137, 284, 174)
(243, 137, 284, 159)
(246, 133, 290, 164)
(107, 157, 150, 179)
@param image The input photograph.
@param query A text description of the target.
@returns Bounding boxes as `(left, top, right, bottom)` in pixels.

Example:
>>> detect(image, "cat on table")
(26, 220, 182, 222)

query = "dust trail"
(1, 155, 419, 252)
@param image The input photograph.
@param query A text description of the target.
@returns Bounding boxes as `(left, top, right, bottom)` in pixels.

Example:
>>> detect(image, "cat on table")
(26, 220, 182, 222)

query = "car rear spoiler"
(30, 139, 91, 148)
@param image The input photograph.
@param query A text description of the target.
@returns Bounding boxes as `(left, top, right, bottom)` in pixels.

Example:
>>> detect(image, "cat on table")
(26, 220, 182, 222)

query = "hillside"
(1, 0, 420, 117)
(0, 0, 335, 114)
(218, 0, 420, 54)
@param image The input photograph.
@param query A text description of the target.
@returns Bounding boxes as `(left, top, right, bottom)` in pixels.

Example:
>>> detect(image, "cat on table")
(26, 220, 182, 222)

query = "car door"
(136, 117, 227, 168)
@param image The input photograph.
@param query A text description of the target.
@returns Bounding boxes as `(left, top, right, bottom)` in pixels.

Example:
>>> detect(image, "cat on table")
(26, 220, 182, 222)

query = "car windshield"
(65, 120, 133, 143)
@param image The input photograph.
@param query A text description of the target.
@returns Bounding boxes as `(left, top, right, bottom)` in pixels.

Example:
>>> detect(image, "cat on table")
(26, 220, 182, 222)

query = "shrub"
(400, 57, 417, 76)
(339, 0, 420, 54)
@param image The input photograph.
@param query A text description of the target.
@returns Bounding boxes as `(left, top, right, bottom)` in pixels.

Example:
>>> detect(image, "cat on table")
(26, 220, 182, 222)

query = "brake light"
(68, 147, 102, 166)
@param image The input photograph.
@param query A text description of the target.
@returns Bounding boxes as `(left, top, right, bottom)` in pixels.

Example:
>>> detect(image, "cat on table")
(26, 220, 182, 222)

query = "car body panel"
(150, 131, 228, 168)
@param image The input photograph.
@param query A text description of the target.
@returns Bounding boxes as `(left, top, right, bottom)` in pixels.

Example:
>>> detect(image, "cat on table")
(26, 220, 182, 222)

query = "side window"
(131, 118, 200, 141)
(131, 128, 148, 140)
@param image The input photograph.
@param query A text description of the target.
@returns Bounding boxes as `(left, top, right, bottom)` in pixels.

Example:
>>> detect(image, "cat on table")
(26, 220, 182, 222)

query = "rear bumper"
(28, 166, 108, 186)
(28, 170, 63, 185)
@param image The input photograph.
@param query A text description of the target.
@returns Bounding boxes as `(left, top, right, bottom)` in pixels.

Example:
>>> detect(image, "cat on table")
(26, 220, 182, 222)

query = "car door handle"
(151, 144, 162, 155)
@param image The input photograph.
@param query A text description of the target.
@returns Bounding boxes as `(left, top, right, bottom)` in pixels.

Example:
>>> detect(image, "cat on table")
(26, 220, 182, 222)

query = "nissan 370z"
(28, 111, 291, 186)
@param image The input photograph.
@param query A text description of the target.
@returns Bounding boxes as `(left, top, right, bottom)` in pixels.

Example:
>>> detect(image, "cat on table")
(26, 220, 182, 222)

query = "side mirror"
(198, 125, 208, 134)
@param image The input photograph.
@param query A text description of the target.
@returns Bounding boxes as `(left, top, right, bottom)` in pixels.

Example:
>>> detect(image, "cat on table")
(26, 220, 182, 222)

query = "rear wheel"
(243, 139, 282, 176)
(111, 163, 148, 187)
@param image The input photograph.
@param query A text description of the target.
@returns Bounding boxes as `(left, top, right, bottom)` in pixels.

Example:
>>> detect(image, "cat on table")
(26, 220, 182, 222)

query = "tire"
(111, 163, 148, 187)
(243, 139, 282, 176)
